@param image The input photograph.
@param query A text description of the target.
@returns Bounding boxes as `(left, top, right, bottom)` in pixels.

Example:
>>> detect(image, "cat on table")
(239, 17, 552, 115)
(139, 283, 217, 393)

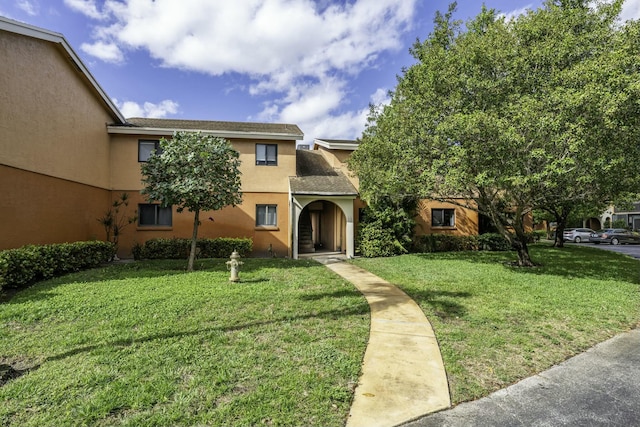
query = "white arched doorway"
(291, 195, 355, 259)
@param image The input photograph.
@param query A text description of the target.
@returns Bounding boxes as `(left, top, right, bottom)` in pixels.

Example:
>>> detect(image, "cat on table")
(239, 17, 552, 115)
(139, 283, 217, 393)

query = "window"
(432, 208, 455, 227)
(138, 140, 161, 162)
(138, 204, 172, 226)
(256, 204, 277, 226)
(256, 144, 277, 165)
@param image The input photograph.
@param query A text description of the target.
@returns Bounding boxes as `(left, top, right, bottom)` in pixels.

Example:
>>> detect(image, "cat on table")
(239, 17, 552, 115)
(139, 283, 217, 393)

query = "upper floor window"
(256, 204, 277, 226)
(138, 140, 161, 162)
(256, 143, 277, 166)
(138, 204, 172, 226)
(432, 208, 455, 227)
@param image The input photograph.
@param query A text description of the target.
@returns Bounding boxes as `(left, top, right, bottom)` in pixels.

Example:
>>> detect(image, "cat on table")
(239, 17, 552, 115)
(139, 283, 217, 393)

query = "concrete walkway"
(404, 328, 640, 427)
(320, 258, 451, 427)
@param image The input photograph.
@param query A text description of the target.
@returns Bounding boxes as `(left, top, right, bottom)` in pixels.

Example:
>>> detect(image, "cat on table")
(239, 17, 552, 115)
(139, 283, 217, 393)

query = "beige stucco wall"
(0, 30, 114, 189)
(315, 146, 359, 188)
(0, 166, 110, 250)
(110, 133, 297, 193)
(414, 199, 479, 236)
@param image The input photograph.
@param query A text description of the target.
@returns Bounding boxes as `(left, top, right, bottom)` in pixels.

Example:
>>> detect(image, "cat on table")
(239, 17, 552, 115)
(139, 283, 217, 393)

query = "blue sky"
(3, 0, 640, 144)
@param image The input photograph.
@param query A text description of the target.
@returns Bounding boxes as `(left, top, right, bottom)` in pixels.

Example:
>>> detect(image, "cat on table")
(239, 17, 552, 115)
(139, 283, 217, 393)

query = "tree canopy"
(349, 0, 640, 265)
(141, 132, 242, 271)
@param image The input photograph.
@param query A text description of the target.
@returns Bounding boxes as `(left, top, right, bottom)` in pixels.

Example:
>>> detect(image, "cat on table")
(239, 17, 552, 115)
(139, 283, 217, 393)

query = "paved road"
(569, 242, 640, 259)
(403, 329, 640, 427)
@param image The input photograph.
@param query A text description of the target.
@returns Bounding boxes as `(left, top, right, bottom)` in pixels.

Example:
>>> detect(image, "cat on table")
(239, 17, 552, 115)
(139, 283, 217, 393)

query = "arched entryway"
(297, 200, 347, 254)
(291, 196, 355, 259)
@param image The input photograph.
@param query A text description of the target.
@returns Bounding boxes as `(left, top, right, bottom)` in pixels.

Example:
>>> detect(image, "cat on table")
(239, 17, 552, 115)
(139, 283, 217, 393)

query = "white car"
(563, 228, 595, 243)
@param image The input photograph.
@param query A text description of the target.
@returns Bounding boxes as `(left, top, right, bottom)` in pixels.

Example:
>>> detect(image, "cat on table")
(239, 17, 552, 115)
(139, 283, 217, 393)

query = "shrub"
(476, 233, 512, 251)
(357, 220, 408, 258)
(413, 234, 480, 253)
(0, 241, 114, 290)
(137, 237, 252, 260)
(413, 233, 514, 253)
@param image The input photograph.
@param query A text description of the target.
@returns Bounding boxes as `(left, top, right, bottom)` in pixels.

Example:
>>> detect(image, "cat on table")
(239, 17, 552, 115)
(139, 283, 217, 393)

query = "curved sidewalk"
(323, 260, 451, 427)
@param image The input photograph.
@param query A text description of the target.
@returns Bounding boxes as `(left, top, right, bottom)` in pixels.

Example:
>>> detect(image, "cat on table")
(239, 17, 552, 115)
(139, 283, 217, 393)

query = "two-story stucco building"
(0, 16, 480, 259)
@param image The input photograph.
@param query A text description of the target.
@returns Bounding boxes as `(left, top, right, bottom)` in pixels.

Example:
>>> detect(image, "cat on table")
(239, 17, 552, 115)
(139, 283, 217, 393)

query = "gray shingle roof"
(290, 150, 358, 196)
(120, 117, 303, 137)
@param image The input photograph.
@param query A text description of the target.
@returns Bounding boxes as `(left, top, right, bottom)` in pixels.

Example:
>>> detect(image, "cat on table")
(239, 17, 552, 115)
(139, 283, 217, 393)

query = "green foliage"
(476, 233, 513, 251)
(141, 132, 243, 214)
(0, 241, 114, 290)
(413, 233, 511, 253)
(141, 131, 243, 271)
(356, 198, 416, 257)
(349, 0, 640, 266)
(357, 221, 406, 257)
(136, 237, 252, 260)
(612, 219, 629, 229)
(97, 192, 137, 255)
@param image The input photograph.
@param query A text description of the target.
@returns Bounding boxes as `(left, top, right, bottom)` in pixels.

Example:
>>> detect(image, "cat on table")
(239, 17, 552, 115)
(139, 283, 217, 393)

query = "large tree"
(141, 131, 242, 271)
(350, 1, 640, 266)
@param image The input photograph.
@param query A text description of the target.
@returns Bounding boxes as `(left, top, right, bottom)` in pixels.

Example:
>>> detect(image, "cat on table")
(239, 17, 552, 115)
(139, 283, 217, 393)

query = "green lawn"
(352, 244, 640, 404)
(0, 259, 369, 427)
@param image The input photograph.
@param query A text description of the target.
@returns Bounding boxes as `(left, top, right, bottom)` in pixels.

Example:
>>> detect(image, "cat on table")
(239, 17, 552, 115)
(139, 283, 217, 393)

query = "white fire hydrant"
(226, 250, 243, 282)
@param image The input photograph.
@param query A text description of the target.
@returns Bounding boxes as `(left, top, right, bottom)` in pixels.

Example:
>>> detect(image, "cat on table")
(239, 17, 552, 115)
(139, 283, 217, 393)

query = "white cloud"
(370, 88, 391, 106)
(80, 40, 124, 63)
(63, 0, 105, 20)
(500, 5, 534, 22)
(74, 0, 417, 142)
(114, 99, 180, 118)
(16, 0, 38, 16)
(620, 0, 640, 21)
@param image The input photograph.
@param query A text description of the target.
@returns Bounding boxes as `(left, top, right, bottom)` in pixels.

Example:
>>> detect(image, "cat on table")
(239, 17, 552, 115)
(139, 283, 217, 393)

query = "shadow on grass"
(300, 289, 361, 301)
(0, 300, 368, 387)
(401, 289, 471, 320)
(1, 258, 323, 304)
(38, 303, 369, 364)
(413, 244, 640, 284)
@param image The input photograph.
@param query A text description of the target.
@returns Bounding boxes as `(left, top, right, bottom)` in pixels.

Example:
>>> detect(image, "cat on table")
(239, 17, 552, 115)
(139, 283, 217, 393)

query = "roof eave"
(291, 191, 358, 197)
(107, 126, 303, 140)
(314, 139, 359, 151)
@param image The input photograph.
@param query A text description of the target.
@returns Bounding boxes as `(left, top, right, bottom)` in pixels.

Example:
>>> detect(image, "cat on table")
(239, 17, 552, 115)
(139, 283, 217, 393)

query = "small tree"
(97, 192, 137, 259)
(141, 131, 242, 272)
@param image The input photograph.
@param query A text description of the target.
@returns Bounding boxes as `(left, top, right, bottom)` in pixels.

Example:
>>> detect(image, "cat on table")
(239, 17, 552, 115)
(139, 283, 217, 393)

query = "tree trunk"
(553, 211, 569, 248)
(513, 239, 535, 267)
(188, 209, 200, 272)
(554, 223, 565, 248)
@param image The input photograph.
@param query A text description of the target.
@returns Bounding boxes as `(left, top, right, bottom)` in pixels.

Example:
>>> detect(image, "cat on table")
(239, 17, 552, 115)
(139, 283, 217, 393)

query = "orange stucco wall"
(0, 31, 114, 189)
(109, 133, 296, 257)
(112, 191, 290, 258)
(0, 166, 110, 249)
(414, 199, 479, 236)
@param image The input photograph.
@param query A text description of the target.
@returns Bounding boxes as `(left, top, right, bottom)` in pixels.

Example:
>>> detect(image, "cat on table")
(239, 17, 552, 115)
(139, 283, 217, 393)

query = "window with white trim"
(432, 208, 455, 227)
(256, 204, 277, 226)
(138, 204, 172, 226)
(138, 140, 161, 162)
(256, 144, 277, 166)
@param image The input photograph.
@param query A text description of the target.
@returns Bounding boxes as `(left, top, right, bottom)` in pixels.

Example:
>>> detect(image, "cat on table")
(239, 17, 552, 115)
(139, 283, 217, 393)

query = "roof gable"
(0, 16, 125, 124)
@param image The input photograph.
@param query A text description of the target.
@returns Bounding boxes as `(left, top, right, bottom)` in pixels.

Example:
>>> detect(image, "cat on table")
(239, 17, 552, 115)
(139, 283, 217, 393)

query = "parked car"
(563, 228, 595, 243)
(589, 229, 640, 245)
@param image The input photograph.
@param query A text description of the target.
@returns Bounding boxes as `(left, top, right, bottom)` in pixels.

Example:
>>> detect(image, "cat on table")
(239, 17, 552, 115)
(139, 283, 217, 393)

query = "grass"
(351, 244, 640, 404)
(0, 258, 369, 427)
